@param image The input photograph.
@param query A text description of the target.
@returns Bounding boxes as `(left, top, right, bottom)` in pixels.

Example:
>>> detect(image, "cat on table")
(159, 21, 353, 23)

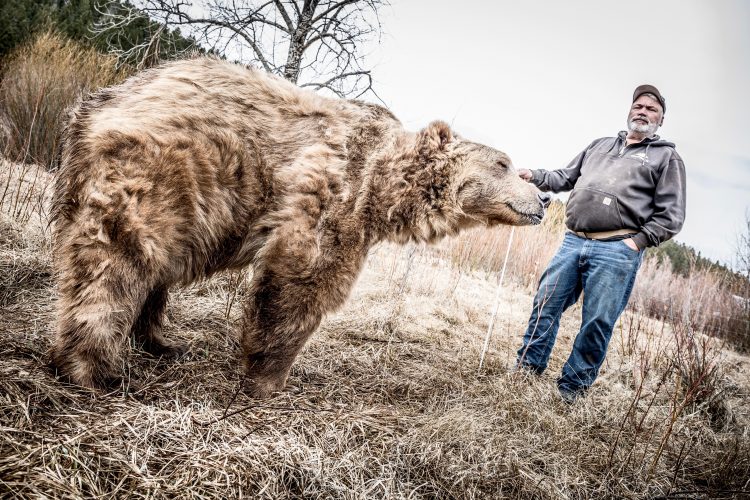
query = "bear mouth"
(487, 211, 543, 226)
(524, 213, 544, 225)
(503, 203, 545, 225)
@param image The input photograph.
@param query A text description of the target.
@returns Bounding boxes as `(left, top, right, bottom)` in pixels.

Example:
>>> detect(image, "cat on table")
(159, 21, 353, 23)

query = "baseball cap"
(633, 84, 666, 113)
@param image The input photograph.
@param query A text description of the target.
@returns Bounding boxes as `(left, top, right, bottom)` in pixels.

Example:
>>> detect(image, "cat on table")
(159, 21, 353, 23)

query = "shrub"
(631, 258, 750, 352)
(0, 30, 127, 168)
(439, 200, 567, 288)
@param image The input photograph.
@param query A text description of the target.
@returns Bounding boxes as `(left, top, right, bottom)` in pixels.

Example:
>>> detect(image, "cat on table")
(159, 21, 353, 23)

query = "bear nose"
(538, 192, 552, 208)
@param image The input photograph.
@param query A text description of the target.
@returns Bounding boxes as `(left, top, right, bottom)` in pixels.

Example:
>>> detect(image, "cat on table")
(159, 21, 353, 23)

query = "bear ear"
(418, 120, 454, 153)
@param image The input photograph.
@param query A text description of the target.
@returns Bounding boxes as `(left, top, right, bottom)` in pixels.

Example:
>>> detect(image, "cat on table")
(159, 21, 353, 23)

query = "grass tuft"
(0, 31, 127, 169)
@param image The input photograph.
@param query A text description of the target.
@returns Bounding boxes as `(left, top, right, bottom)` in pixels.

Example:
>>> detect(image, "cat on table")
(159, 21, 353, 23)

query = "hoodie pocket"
(566, 187, 625, 232)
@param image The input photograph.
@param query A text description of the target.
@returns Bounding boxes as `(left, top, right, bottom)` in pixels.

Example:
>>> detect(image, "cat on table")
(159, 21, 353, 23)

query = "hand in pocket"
(622, 238, 639, 251)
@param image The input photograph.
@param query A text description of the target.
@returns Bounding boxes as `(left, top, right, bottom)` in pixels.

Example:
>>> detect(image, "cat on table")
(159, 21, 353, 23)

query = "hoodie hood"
(616, 130, 675, 149)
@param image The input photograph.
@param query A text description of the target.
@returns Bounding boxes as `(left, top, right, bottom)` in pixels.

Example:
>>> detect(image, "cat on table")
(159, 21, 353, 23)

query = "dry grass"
(1, 161, 749, 499)
(0, 157, 53, 231)
(436, 201, 750, 353)
(0, 31, 127, 168)
(631, 258, 750, 352)
(438, 200, 567, 290)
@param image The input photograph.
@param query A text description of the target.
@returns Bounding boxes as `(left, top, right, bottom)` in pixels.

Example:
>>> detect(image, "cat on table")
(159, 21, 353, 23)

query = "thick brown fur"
(51, 57, 548, 397)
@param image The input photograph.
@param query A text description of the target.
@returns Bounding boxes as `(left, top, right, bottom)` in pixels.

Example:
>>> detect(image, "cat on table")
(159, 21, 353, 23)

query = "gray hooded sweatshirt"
(530, 131, 686, 249)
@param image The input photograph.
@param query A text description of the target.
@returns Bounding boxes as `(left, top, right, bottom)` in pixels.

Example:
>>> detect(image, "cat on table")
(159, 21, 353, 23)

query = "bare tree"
(736, 210, 750, 281)
(92, 4, 181, 71)
(94, 0, 388, 98)
(732, 210, 750, 348)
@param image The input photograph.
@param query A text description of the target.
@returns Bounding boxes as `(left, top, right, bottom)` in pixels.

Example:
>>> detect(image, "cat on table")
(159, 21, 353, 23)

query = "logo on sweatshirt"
(629, 152, 649, 166)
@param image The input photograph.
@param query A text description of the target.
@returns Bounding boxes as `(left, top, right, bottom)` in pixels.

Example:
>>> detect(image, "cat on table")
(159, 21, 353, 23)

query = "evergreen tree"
(0, 0, 49, 57)
(1, 0, 203, 67)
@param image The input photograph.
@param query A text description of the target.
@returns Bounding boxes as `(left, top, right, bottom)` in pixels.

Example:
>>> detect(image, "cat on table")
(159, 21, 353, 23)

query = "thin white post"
(478, 227, 515, 371)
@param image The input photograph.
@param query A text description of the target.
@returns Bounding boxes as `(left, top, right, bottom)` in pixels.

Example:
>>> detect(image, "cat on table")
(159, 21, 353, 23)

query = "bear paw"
(243, 375, 287, 399)
(141, 340, 189, 360)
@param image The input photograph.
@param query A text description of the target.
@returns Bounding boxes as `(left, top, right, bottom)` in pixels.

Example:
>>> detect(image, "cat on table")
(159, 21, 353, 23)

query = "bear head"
(416, 121, 549, 230)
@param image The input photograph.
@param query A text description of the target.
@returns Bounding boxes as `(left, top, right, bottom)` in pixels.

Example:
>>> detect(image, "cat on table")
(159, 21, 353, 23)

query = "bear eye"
(496, 160, 508, 170)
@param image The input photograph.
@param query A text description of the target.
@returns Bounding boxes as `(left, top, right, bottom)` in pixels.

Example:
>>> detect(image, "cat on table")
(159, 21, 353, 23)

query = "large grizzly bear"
(51, 57, 550, 397)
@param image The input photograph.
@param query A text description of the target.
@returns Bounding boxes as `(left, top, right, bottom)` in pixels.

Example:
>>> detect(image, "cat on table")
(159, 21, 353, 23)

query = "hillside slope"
(1, 160, 749, 498)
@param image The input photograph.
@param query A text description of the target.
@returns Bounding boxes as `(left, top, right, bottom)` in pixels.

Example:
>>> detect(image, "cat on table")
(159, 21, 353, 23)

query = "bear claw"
(141, 340, 189, 360)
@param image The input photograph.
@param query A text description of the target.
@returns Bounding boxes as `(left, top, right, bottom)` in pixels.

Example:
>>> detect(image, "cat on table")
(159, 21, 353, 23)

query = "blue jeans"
(517, 232, 643, 394)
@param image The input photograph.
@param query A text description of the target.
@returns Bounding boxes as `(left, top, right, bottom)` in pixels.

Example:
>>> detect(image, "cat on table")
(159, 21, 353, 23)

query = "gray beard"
(628, 119, 659, 135)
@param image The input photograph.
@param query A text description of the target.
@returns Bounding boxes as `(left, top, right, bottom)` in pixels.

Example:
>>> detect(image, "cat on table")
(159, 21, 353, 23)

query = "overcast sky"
(364, 0, 750, 265)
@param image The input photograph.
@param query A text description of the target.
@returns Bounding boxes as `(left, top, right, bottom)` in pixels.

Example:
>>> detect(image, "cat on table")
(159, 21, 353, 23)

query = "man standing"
(515, 85, 686, 402)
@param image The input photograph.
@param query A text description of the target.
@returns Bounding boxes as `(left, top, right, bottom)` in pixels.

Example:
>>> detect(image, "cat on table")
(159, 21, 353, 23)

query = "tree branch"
(103, 0, 388, 98)
(273, 0, 294, 31)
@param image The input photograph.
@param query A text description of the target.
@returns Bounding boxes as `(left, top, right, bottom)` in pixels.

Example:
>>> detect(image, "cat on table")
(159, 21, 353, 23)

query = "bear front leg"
(130, 287, 188, 359)
(240, 147, 368, 397)
(240, 223, 368, 398)
(52, 248, 154, 390)
(240, 270, 327, 398)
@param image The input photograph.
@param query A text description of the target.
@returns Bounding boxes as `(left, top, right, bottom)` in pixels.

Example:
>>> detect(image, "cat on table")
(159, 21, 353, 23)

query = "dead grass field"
(1, 159, 749, 499)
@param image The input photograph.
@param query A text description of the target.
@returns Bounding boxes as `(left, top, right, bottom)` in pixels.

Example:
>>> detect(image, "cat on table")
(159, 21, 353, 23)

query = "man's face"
(627, 95, 664, 135)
